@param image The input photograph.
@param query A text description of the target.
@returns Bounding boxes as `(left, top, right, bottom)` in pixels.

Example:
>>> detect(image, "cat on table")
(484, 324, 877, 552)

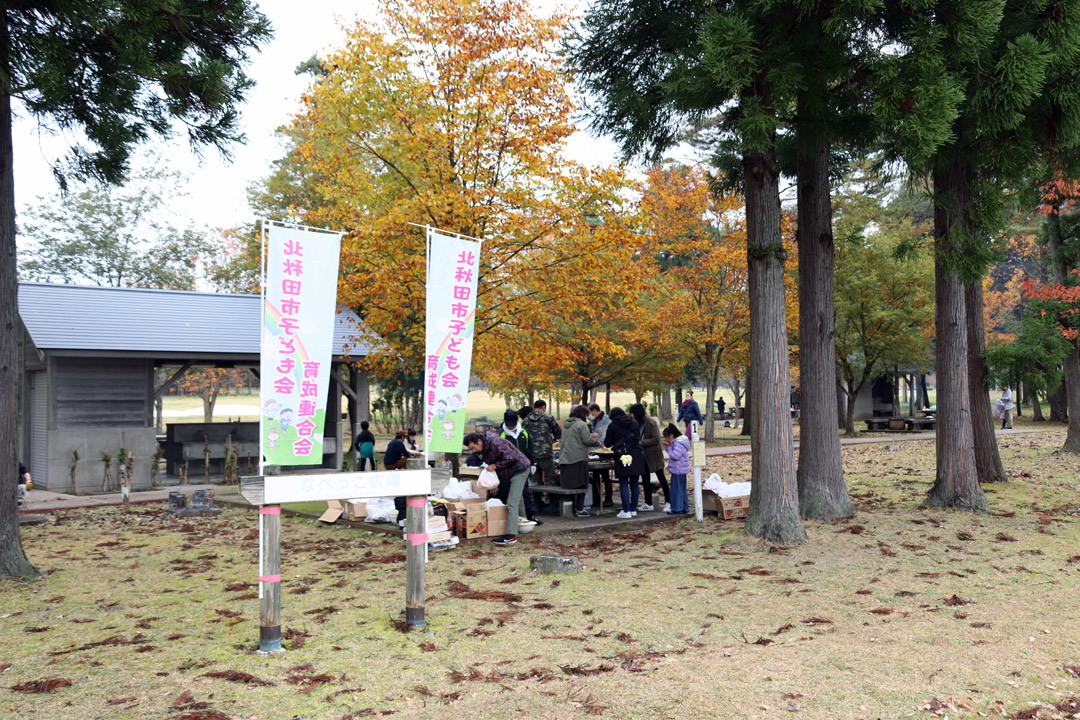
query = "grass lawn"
(3, 429, 1079, 718)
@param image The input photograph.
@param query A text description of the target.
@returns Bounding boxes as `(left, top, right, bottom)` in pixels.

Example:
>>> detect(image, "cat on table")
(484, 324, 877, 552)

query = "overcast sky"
(12, 0, 624, 234)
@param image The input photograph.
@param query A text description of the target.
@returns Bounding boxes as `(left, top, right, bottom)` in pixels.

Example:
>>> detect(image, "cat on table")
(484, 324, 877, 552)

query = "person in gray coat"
(559, 405, 601, 517)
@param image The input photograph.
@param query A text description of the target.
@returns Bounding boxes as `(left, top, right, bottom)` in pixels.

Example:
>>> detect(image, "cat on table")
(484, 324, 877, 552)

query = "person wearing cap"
(500, 410, 540, 525)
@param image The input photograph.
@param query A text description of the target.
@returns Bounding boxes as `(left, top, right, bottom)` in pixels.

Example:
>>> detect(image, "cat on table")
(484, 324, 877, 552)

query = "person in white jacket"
(996, 388, 1016, 429)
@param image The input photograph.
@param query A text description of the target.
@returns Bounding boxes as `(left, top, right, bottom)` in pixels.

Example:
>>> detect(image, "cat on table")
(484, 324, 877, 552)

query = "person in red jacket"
(463, 431, 530, 546)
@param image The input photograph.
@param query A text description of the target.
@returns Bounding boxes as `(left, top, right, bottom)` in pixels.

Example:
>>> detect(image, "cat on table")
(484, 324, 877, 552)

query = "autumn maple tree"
(639, 164, 751, 442)
(1023, 270, 1080, 451)
(286, 0, 630, 385)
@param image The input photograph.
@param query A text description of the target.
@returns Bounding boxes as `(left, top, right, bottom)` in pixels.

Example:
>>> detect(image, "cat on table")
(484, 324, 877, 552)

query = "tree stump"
(529, 555, 583, 574)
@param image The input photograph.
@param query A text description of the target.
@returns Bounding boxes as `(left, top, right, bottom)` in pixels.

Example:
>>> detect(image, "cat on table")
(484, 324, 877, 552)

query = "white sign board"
(259, 470, 433, 505)
(693, 441, 707, 467)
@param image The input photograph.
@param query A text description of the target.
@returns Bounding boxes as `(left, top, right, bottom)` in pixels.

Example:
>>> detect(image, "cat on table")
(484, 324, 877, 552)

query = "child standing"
(663, 424, 690, 514)
(353, 420, 376, 471)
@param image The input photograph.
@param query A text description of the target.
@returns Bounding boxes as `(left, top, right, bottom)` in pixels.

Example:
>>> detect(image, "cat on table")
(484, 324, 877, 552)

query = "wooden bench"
(532, 484, 587, 518)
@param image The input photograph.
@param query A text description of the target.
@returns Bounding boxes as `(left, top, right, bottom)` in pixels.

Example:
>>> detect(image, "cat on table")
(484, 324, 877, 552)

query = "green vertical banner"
(260, 223, 342, 465)
(424, 228, 480, 452)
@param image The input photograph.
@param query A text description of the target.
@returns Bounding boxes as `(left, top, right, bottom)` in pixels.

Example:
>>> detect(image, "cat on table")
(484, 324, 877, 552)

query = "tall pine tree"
(1, 2, 271, 580)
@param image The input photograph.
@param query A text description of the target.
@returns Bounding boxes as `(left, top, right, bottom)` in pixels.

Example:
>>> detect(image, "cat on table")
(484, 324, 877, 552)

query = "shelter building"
(16, 282, 374, 492)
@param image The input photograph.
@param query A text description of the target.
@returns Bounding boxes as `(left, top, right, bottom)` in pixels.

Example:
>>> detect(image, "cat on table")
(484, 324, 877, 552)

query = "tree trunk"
(674, 386, 683, 411)
(1049, 382, 1067, 422)
(604, 384, 611, 413)
(1062, 346, 1080, 452)
(203, 391, 219, 423)
(156, 396, 164, 433)
(919, 373, 930, 409)
(0, 46, 41, 579)
(965, 278, 1006, 482)
(925, 156, 988, 511)
(844, 390, 857, 437)
(704, 346, 718, 442)
(742, 148, 806, 544)
(661, 387, 672, 422)
(1031, 389, 1044, 421)
(795, 134, 852, 521)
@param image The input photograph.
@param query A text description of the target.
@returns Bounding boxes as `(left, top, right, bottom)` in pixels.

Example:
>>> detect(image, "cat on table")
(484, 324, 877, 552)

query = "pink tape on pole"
(406, 533, 428, 546)
(405, 498, 427, 507)
(259, 574, 281, 583)
(259, 506, 281, 515)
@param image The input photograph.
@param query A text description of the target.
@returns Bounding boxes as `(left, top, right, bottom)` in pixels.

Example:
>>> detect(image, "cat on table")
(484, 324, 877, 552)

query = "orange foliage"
(290, 0, 630, 380)
(1023, 269, 1080, 340)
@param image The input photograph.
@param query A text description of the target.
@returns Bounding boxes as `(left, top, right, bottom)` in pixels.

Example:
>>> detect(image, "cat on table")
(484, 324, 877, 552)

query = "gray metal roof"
(18, 282, 374, 358)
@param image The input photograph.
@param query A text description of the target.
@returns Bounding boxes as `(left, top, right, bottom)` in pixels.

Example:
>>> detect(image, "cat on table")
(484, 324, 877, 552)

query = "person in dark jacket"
(385, 430, 420, 523)
(676, 391, 703, 437)
(499, 410, 540, 524)
(588, 403, 613, 507)
(630, 403, 670, 512)
(604, 407, 646, 518)
(522, 400, 560, 488)
(383, 430, 417, 470)
(463, 431, 531, 546)
(352, 420, 376, 471)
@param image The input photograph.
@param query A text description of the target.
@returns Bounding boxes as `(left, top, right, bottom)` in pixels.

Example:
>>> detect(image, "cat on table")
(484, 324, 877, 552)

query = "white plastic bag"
(364, 497, 397, 523)
(486, 498, 505, 507)
(477, 468, 500, 490)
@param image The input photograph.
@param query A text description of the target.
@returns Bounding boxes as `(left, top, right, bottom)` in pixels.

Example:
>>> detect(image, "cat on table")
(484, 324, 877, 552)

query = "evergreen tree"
(0, 2, 271, 580)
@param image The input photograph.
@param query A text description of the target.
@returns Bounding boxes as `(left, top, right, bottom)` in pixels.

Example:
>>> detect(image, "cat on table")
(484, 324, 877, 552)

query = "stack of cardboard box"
(444, 498, 508, 539)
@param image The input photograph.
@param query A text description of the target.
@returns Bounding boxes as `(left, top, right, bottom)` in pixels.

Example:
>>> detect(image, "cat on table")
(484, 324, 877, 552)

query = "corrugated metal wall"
(54, 358, 150, 428)
(31, 371, 47, 486)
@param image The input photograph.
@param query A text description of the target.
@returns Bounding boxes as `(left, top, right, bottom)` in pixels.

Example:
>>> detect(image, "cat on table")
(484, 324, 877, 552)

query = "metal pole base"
(406, 606, 425, 629)
(258, 625, 284, 653)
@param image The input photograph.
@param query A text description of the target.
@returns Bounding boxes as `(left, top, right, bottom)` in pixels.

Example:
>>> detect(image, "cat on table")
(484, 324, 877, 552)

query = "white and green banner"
(260, 223, 342, 465)
(424, 228, 480, 453)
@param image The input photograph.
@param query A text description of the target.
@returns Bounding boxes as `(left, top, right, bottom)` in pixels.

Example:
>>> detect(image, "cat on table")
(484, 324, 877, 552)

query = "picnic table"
(863, 416, 936, 432)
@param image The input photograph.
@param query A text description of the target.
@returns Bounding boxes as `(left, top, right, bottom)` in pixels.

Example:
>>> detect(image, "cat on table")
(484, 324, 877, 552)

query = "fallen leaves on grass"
(10, 677, 72, 693)
(560, 664, 614, 676)
(446, 580, 521, 603)
(282, 627, 311, 649)
(202, 670, 273, 686)
(283, 664, 339, 695)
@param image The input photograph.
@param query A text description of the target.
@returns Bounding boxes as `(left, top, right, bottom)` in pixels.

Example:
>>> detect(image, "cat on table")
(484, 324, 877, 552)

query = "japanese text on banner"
(261, 225, 342, 465)
(424, 231, 480, 452)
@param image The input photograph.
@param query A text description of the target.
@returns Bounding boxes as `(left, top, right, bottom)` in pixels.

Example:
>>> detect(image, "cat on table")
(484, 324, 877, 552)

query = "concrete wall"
(46, 426, 158, 494)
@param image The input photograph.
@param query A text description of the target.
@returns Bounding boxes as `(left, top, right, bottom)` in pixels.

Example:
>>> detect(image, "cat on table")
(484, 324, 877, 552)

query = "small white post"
(692, 420, 703, 522)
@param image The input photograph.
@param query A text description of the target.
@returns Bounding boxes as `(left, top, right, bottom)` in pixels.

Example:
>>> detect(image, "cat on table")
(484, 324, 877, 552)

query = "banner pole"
(258, 219, 268, 602)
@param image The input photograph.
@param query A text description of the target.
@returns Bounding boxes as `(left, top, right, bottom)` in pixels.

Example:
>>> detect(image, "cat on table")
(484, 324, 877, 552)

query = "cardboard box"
(699, 490, 721, 513)
(448, 498, 489, 538)
(319, 500, 343, 523)
(720, 495, 750, 519)
(427, 530, 454, 543)
(486, 505, 508, 537)
(343, 500, 367, 521)
(888, 418, 906, 430)
(470, 478, 497, 498)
